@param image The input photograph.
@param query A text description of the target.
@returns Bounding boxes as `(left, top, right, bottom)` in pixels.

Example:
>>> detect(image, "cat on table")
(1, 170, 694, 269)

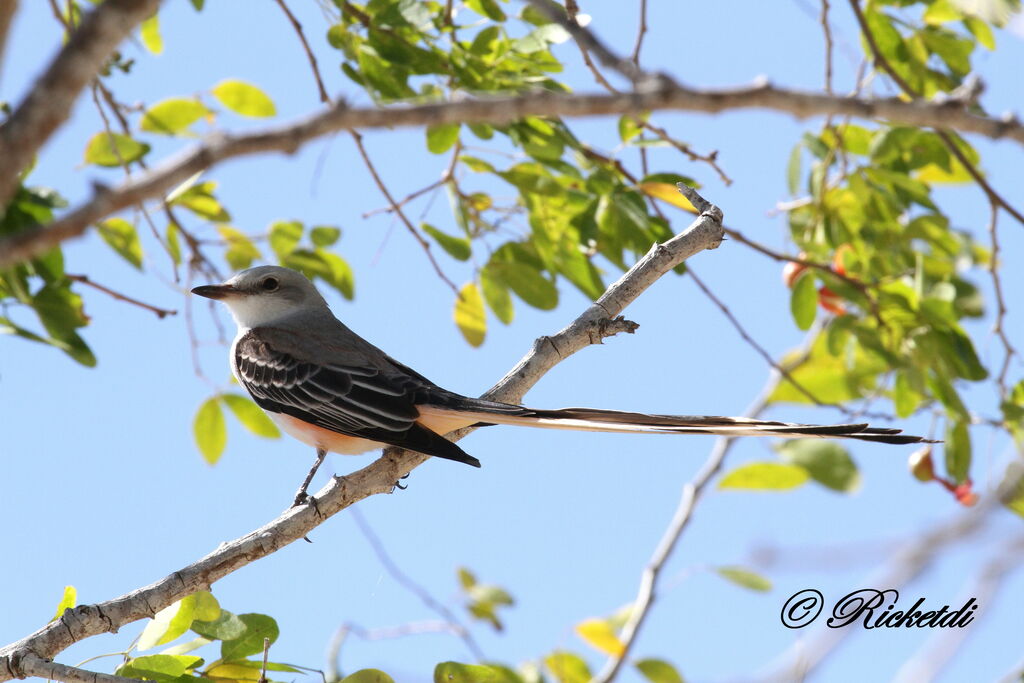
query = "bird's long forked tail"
(421, 402, 935, 445)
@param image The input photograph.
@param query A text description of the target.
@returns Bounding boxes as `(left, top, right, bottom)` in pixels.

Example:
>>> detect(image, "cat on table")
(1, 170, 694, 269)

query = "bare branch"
(0, 191, 725, 681)
(1, 82, 1020, 268)
(0, 0, 161, 209)
(631, 0, 648, 64)
(986, 201, 1017, 396)
(12, 654, 137, 683)
(0, 0, 18, 77)
(272, 0, 330, 104)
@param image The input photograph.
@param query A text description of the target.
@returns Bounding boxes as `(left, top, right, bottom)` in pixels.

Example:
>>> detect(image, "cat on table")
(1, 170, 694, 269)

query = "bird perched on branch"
(193, 266, 931, 503)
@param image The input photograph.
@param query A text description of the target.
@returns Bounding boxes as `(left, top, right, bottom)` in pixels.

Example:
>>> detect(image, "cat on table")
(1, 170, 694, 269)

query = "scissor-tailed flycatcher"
(193, 266, 929, 501)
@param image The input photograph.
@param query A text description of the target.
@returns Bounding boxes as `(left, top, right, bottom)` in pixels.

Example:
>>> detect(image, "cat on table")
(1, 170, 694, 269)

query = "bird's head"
(191, 265, 329, 328)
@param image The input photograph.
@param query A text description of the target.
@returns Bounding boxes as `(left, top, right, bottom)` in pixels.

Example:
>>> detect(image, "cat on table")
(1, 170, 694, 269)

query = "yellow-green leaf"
(433, 663, 505, 683)
(454, 283, 486, 347)
(97, 217, 144, 269)
(637, 181, 697, 213)
(718, 462, 810, 491)
(778, 440, 860, 492)
(222, 393, 281, 438)
(194, 397, 227, 465)
(544, 652, 591, 683)
(140, 14, 163, 54)
(422, 222, 470, 261)
(426, 123, 460, 154)
(790, 271, 817, 330)
(138, 594, 199, 651)
(575, 618, 624, 657)
(635, 658, 685, 683)
(211, 79, 276, 118)
(51, 586, 76, 622)
(715, 566, 772, 592)
(83, 132, 150, 167)
(480, 266, 513, 324)
(141, 98, 209, 135)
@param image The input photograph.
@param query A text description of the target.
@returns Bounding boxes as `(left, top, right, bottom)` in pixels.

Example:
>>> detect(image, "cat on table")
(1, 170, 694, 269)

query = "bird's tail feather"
(421, 403, 933, 445)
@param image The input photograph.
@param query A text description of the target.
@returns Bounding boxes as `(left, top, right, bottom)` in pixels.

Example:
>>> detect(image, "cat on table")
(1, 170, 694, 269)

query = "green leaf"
(317, 250, 356, 300)
(715, 566, 772, 592)
(480, 265, 514, 324)
(515, 24, 571, 53)
(618, 115, 645, 143)
(211, 79, 276, 118)
(310, 225, 342, 247)
(1001, 461, 1024, 519)
(141, 98, 209, 135)
(220, 613, 279, 661)
(786, 144, 802, 195)
(139, 594, 200, 651)
(218, 225, 261, 271)
(433, 662, 509, 683)
(191, 591, 220, 621)
(893, 370, 921, 418)
(963, 16, 995, 49)
(343, 670, 395, 683)
(790, 271, 817, 330)
(97, 217, 144, 269)
(491, 261, 558, 310)
(191, 610, 247, 641)
(544, 652, 591, 683)
(945, 419, 971, 483)
(116, 655, 203, 682)
(466, 0, 506, 22)
(83, 132, 150, 167)
(222, 394, 281, 438)
(194, 397, 227, 465)
(140, 14, 163, 54)
(170, 181, 230, 221)
(454, 283, 486, 347)
(426, 123, 460, 154)
(635, 659, 685, 683)
(423, 222, 470, 261)
(51, 586, 76, 622)
(777, 440, 860, 492)
(269, 220, 303, 258)
(718, 462, 810, 491)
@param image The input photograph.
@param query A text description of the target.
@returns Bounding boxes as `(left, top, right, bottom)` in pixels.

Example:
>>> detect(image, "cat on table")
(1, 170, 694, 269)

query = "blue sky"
(2, 2, 1023, 682)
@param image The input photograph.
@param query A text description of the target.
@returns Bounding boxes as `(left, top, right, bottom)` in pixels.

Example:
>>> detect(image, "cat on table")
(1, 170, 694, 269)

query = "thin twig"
(14, 655, 137, 683)
(272, 0, 330, 104)
(326, 620, 465, 681)
(631, 0, 648, 64)
(0, 0, 18, 79)
(593, 342, 817, 682)
(985, 200, 1016, 396)
(66, 273, 177, 318)
(350, 130, 459, 294)
(350, 508, 484, 661)
(821, 0, 834, 95)
(846, 0, 1024, 228)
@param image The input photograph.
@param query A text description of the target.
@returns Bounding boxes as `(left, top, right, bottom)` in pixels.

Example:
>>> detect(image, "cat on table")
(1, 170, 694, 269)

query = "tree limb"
(0, 189, 724, 682)
(0, 0, 161, 209)
(2, 81, 1019, 269)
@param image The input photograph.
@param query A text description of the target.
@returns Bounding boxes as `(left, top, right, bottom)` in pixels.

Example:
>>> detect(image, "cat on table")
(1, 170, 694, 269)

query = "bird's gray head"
(191, 265, 329, 328)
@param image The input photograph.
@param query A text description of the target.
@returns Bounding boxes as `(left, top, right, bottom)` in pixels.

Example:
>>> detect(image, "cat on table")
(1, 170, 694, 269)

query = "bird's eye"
(260, 277, 279, 291)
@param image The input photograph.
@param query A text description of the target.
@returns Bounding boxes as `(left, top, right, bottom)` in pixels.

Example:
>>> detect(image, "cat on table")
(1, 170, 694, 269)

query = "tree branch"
(0, 0, 161, 209)
(12, 654, 138, 683)
(0, 189, 724, 681)
(0, 0, 18, 77)
(2, 80, 1018, 269)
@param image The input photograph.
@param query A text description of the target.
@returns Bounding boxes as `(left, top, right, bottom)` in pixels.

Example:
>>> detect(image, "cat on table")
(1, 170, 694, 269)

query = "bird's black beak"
(190, 284, 237, 300)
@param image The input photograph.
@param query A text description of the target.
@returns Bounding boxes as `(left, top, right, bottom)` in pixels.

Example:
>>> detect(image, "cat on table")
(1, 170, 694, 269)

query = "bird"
(192, 265, 931, 503)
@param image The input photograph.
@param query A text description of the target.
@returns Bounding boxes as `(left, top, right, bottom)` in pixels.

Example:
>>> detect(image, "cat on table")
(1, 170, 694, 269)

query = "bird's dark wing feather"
(234, 329, 480, 466)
